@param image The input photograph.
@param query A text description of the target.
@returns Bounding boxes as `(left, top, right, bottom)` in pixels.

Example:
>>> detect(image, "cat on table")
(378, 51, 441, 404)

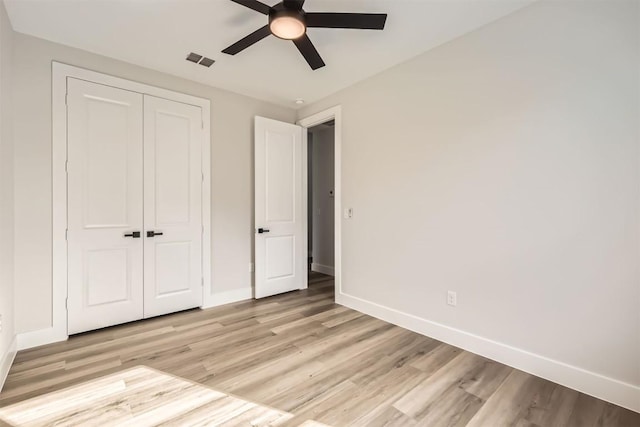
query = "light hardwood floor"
(2, 274, 639, 426)
(0, 366, 295, 426)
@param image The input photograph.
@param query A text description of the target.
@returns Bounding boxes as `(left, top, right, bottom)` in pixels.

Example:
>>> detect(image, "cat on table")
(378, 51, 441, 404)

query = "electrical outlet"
(343, 208, 353, 219)
(447, 291, 457, 307)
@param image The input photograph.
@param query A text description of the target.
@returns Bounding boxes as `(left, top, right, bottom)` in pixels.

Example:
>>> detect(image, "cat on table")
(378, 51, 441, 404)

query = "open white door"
(67, 78, 144, 334)
(143, 95, 204, 317)
(255, 116, 304, 298)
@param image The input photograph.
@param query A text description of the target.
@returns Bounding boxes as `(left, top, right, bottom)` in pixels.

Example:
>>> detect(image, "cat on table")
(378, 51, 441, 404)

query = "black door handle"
(257, 228, 270, 234)
(147, 230, 164, 237)
(124, 231, 141, 238)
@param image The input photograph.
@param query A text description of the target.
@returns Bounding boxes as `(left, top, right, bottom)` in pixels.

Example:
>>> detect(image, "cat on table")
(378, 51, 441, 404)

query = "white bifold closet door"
(67, 78, 203, 335)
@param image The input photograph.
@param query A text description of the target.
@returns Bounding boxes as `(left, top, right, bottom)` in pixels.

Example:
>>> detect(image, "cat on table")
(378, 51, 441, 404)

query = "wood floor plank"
(527, 384, 579, 427)
(360, 405, 419, 427)
(393, 351, 481, 418)
(565, 392, 608, 427)
(409, 342, 463, 375)
(1, 273, 638, 426)
(415, 385, 484, 427)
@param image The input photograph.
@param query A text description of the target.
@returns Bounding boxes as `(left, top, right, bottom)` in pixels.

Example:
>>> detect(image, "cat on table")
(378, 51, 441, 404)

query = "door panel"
(266, 136, 295, 222)
(143, 95, 203, 317)
(255, 117, 304, 298)
(266, 236, 295, 279)
(154, 242, 192, 295)
(67, 78, 144, 335)
(85, 248, 130, 306)
(83, 98, 130, 227)
(154, 111, 191, 225)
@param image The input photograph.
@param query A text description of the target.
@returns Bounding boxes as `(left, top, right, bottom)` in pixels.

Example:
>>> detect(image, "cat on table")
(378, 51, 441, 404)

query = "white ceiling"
(4, 0, 533, 108)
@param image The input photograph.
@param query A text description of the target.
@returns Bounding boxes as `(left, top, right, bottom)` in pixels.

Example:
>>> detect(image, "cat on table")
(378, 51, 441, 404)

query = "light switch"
(344, 208, 353, 219)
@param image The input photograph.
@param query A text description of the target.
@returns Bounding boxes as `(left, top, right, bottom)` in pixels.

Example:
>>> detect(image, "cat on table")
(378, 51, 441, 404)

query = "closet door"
(143, 95, 203, 317)
(67, 78, 144, 334)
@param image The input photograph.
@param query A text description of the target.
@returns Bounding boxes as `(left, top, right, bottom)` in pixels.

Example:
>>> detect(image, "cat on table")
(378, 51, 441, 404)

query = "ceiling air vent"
(186, 52, 202, 63)
(186, 52, 215, 67)
(198, 57, 215, 67)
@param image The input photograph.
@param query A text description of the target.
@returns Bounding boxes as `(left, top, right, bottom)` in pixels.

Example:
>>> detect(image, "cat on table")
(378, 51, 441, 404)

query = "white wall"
(299, 0, 640, 411)
(0, 0, 15, 389)
(12, 32, 296, 334)
(310, 127, 335, 273)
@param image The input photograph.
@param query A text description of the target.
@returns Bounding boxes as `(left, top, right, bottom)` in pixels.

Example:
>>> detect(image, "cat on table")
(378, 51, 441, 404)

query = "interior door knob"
(257, 228, 270, 234)
(124, 231, 141, 238)
(147, 230, 164, 237)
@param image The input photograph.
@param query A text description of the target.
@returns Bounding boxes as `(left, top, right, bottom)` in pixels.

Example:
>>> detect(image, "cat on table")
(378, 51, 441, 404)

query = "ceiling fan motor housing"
(269, 5, 307, 40)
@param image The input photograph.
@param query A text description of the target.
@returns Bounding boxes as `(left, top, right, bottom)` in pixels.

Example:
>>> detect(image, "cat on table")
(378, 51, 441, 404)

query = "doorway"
(299, 106, 342, 299)
(307, 120, 335, 290)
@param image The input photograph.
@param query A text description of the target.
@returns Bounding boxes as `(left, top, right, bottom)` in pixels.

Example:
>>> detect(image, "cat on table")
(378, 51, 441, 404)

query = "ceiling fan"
(222, 0, 388, 70)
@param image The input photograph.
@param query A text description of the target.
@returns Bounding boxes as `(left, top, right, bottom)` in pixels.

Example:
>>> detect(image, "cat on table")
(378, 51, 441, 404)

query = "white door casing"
(254, 116, 304, 298)
(143, 95, 204, 317)
(67, 78, 144, 334)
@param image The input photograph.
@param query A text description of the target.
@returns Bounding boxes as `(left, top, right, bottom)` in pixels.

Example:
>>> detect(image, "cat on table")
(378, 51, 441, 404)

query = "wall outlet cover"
(447, 291, 457, 307)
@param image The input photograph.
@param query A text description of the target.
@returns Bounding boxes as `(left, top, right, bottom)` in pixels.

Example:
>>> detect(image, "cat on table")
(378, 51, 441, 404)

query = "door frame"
(46, 62, 211, 345)
(297, 106, 342, 297)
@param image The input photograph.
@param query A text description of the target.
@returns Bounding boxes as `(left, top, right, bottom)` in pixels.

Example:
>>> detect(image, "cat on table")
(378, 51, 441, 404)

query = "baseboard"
(311, 263, 335, 276)
(17, 327, 67, 351)
(0, 335, 17, 392)
(336, 291, 640, 413)
(17, 289, 254, 351)
(202, 287, 253, 309)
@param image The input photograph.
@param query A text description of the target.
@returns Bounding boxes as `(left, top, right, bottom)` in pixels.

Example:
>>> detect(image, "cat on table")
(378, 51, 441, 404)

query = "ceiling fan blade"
(293, 34, 325, 70)
(283, 0, 305, 9)
(306, 13, 387, 30)
(222, 25, 272, 55)
(230, 0, 271, 15)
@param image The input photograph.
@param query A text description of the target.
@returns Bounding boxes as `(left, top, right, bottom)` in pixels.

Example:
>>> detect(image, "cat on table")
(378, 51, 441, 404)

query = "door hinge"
(65, 229, 68, 240)
(65, 93, 68, 106)
(202, 224, 204, 234)
(202, 172, 204, 183)
(65, 160, 69, 173)
(65, 298, 68, 309)
(201, 118, 204, 129)
(201, 277, 204, 287)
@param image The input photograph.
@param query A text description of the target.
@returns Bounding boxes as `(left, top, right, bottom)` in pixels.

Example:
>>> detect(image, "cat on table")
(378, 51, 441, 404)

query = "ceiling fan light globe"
(270, 16, 306, 40)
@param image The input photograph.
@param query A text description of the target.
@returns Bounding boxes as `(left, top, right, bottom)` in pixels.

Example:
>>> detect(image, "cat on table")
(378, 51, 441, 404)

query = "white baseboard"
(311, 263, 335, 276)
(2, 289, 258, 354)
(0, 335, 17, 392)
(202, 287, 253, 309)
(17, 288, 254, 351)
(17, 327, 67, 351)
(336, 291, 640, 413)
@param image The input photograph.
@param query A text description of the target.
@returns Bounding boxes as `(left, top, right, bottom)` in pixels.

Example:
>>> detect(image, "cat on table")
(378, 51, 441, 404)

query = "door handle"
(147, 230, 164, 237)
(124, 231, 141, 238)
(257, 228, 270, 234)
